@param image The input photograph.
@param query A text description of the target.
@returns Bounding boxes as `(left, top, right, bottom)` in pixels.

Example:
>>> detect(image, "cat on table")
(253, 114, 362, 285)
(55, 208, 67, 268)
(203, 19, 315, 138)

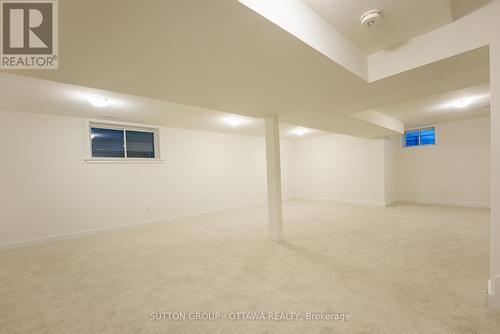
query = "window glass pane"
(405, 130, 420, 147)
(420, 128, 435, 145)
(126, 130, 155, 158)
(91, 128, 125, 158)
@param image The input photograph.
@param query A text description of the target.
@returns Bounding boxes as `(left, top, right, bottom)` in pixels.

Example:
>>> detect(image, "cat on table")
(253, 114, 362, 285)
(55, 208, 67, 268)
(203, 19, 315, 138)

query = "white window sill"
(85, 158, 165, 164)
(401, 144, 437, 150)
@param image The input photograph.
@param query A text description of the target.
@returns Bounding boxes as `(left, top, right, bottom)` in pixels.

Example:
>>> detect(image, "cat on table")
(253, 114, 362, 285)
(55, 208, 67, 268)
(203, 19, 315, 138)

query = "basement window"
(403, 127, 435, 147)
(87, 122, 160, 160)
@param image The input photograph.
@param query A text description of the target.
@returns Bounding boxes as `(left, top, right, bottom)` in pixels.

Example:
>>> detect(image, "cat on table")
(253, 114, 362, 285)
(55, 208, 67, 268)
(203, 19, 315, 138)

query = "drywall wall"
(395, 117, 490, 208)
(0, 110, 491, 247)
(294, 133, 387, 206)
(490, 38, 500, 307)
(292, 118, 490, 208)
(0, 110, 295, 246)
(384, 137, 397, 205)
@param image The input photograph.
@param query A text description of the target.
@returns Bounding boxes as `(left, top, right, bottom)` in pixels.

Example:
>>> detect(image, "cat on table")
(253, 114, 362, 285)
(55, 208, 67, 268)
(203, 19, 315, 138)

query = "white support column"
(265, 115, 284, 241)
(489, 41, 500, 309)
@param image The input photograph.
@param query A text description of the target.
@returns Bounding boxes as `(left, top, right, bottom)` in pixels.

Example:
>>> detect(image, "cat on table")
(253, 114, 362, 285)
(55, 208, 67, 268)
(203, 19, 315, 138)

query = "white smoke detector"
(360, 9, 382, 27)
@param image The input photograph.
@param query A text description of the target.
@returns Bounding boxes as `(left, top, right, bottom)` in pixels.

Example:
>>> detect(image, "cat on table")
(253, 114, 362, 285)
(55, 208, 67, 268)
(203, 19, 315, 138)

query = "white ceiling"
(0, 73, 325, 140)
(302, 0, 453, 53)
(302, 0, 494, 54)
(451, 0, 493, 19)
(0, 0, 491, 138)
(1, 72, 489, 140)
(379, 84, 490, 128)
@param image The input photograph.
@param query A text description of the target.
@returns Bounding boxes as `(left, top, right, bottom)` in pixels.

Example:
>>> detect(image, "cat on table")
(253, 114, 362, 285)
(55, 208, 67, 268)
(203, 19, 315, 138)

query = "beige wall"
(0, 110, 492, 248)
(0, 110, 295, 246)
(294, 133, 387, 206)
(292, 118, 490, 209)
(490, 39, 500, 305)
(384, 137, 397, 205)
(394, 117, 490, 208)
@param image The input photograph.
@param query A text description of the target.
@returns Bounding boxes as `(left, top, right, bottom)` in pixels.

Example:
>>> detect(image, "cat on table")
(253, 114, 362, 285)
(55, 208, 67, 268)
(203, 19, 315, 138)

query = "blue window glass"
(126, 130, 155, 158)
(405, 130, 419, 147)
(420, 128, 435, 145)
(91, 128, 125, 158)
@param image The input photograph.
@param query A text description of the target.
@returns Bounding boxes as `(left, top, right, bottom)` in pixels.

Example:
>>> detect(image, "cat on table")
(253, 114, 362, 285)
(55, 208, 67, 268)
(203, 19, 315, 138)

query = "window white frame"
(85, 119, 162, 163)
(402, 126, 437, 148)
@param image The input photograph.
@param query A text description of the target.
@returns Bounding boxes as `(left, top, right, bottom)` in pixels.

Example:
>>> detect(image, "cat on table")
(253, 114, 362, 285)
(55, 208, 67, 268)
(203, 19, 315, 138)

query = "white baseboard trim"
(2, 196, 486, 249)
(269, 232, 284, 242)
(0, 201, 267, 250)
(397, 198, 490, 209)
(488, 276, 500, 309)
(297, 196, 387, 207)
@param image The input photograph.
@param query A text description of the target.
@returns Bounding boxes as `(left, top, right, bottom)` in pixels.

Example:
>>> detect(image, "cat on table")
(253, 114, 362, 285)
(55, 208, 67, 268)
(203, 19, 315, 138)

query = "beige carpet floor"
(1, 200, 500, 333)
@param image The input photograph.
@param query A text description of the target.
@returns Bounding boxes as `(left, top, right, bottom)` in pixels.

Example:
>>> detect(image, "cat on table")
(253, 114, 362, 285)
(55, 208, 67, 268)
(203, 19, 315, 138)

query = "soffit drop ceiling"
(1, 0, 490, 138)
(451, 0, 494, 20)
(377, 84, 491, 128)
(302, 0, 454, 54)
(0, 73, 327, 140)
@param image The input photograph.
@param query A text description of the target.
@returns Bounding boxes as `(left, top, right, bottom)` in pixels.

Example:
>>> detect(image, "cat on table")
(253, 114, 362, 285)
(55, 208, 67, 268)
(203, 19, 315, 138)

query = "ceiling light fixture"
(291, 128, 311, 136)
(87, 95, 110, 108)
(223, 117, 245, 127)
(450, 98, 473, 109)
(360, 9, 382, 27)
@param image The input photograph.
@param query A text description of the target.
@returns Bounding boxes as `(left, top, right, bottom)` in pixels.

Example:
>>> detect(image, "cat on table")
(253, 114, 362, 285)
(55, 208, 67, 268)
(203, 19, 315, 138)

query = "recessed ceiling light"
(291, 128, 311, 136)
(450, 98, 473, 109)
(87, 95, 110, 108)
(223, 117, 245, 127)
